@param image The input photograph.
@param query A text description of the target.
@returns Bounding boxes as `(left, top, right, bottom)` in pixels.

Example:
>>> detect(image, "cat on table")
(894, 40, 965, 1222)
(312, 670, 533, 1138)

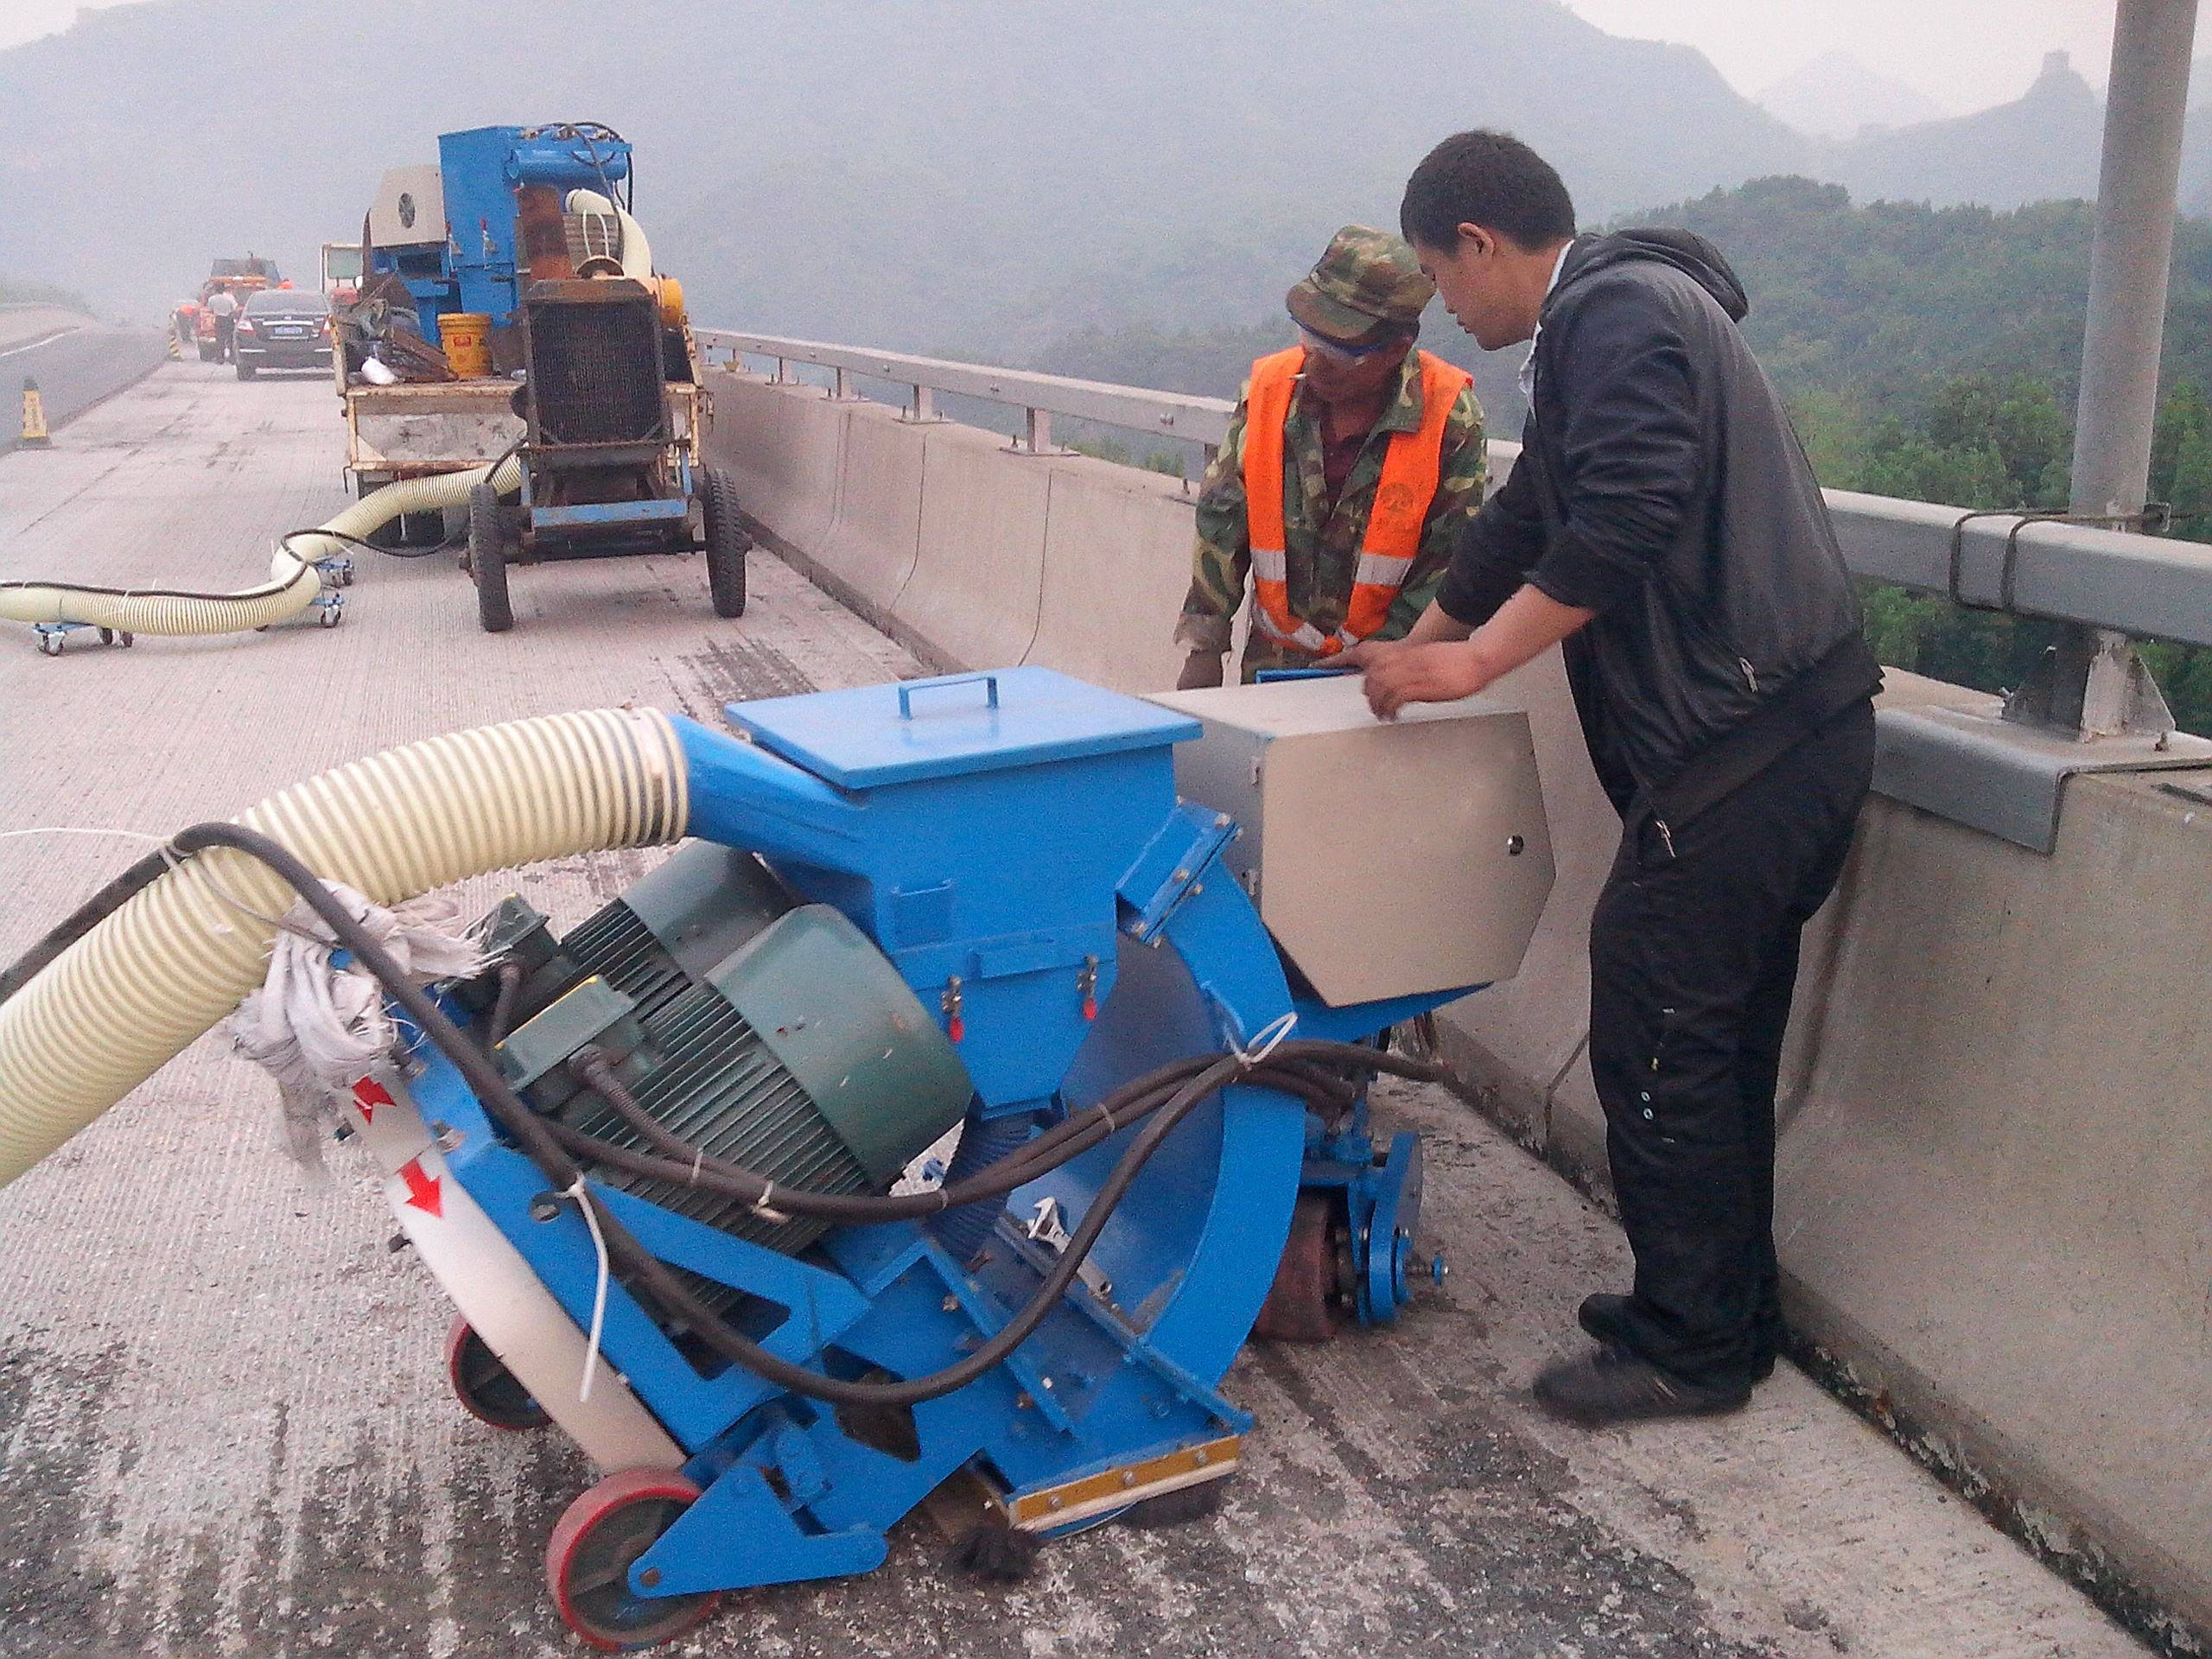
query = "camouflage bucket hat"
(1286, 225, 1435, 343)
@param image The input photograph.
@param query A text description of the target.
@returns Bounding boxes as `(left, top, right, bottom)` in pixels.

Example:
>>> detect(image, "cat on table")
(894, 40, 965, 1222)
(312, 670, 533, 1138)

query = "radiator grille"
(526, 296, 665, 446)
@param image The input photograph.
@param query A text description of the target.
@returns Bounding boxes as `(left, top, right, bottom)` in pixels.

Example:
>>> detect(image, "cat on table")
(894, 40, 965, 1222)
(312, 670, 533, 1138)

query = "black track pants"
(1586, 701, 1875, 1389)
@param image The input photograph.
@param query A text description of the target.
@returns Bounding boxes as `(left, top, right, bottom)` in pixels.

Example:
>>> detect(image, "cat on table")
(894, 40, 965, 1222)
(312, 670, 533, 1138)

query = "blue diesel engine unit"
(100, 669, 1552, 1649)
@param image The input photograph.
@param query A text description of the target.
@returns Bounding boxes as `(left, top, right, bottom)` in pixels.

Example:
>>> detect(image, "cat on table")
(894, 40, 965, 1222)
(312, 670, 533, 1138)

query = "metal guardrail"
(697, 330, 1236, 457)
(699, 330, 2212, 653)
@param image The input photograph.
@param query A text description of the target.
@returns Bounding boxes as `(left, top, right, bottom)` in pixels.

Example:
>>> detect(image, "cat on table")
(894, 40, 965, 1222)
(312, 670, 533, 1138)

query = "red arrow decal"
(399, 1159, 442, 1218)
(351, 1077, 395, 1123)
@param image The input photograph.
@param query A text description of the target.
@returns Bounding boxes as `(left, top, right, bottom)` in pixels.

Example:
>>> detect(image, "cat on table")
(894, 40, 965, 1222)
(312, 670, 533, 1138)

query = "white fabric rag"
(228, 884, 491, 1163)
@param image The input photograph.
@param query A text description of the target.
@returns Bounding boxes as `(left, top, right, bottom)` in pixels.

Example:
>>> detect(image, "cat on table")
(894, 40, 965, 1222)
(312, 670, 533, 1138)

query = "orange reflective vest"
(1242, 346, 1471, 656)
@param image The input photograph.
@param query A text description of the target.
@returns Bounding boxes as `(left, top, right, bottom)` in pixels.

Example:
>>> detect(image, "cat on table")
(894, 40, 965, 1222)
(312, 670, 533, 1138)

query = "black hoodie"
(1438, 229, 1879, 825)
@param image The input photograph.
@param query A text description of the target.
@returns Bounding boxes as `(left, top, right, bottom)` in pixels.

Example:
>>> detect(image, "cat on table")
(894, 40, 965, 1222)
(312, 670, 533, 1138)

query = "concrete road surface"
(0, 364, 2154, 1659)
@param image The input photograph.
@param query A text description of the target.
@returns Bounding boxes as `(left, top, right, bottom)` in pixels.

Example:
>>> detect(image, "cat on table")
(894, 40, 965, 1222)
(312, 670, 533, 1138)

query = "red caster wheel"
(445, 1315, 550, 1431)
(546, 1468, 721, 1651)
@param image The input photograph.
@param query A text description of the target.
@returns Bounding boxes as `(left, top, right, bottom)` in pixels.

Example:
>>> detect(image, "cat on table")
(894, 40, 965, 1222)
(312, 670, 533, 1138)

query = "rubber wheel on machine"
(470, 481, 514, 633)
(546, 1469, 721, 1652)
(444, 1315, 550, 1431)
(699, 466, 749, 620)
(197, 343, 217, 363)
(236, 361, 257, 381)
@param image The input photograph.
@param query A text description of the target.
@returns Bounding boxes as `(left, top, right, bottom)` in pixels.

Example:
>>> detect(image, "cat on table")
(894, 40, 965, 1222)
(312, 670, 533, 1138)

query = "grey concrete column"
(2071, 0, 2199, 518)
(2024, 0, 2199, 735)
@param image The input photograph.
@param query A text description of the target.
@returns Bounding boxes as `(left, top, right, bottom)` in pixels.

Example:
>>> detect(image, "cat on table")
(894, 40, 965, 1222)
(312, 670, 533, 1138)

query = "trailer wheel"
(444, 1316, 550, 1431)
(470, 482, 514, 633)
(235, 360, 257, 381)
(546, 1469, 721, 1651)
(700, 467, 749, 620)
(197, 342, 218, 363)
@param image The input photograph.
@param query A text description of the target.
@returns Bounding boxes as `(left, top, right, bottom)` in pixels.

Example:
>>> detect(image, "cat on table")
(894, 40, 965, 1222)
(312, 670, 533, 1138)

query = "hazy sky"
(3, 0, 2207, 118)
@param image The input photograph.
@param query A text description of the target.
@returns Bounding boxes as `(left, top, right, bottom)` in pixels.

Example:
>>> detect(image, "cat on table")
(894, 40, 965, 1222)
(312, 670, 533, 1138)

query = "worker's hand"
(1354, 639, 1494, 721)
(1175, 649, 1226, 690)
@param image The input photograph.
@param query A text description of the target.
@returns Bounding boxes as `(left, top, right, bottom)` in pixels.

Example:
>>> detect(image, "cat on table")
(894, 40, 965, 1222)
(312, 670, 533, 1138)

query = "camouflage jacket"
(1175, 350, 1487, 680)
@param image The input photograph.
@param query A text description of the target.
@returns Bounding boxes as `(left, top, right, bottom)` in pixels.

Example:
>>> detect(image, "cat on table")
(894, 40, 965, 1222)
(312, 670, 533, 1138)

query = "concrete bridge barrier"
(707, 376, 845, 559)
(1028, 454, 1198, 694)
(702, 365, 2212, 1646)
(804, 403, 920, 626)
(890, 420, 1049, 670)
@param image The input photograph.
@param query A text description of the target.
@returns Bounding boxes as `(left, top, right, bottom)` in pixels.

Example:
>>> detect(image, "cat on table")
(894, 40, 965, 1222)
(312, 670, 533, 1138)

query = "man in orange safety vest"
(1174, 225, 1488, 687)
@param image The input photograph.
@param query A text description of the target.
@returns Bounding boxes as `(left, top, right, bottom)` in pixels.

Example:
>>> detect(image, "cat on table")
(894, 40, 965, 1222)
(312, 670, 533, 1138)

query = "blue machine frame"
(410, 668, 1473, 1599)
(369, 124, 633, 340)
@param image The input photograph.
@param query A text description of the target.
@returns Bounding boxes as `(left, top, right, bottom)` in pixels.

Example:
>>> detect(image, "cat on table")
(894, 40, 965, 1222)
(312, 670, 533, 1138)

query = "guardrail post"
(771, 356, 793, 386)
(832, 367, 852, 401)
(905, 384, 938, 424)
(1015, 407, 1052, 455)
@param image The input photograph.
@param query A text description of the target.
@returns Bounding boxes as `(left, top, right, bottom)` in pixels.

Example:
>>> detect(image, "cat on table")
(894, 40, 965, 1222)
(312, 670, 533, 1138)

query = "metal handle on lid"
(897, 673, 1001, 719)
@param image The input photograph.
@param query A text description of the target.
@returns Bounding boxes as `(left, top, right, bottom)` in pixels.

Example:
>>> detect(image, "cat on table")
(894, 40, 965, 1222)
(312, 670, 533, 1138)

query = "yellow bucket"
(437, 312, 493, 378)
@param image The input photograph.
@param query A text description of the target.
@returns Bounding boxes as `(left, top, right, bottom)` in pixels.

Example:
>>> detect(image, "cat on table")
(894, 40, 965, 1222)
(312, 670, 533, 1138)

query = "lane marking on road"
(0, 327, 85, 359)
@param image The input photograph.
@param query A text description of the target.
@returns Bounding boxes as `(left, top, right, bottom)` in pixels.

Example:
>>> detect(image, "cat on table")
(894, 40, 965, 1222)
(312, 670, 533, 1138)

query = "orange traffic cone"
(19, 377, 51, 448)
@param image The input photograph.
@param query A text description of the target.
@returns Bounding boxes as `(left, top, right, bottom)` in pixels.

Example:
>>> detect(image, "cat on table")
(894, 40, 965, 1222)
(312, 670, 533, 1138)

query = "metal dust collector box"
(1147, 676, 1554, 1006)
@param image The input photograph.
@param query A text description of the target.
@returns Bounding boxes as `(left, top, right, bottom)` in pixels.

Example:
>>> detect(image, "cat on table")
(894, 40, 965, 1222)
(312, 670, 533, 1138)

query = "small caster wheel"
(98, 627, 113, 645)
(445, 1316, 550, 1432)
(318, 605, 343, 628)
(118, 632, 134, 647)
(547, 1469, 720, 1651)
(38, 633, 62, 658)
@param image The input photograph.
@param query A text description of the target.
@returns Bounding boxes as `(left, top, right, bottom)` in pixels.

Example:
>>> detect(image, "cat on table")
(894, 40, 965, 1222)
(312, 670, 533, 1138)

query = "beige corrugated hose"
(0, 705, 690, 1186)
(0, 456, 523, 635)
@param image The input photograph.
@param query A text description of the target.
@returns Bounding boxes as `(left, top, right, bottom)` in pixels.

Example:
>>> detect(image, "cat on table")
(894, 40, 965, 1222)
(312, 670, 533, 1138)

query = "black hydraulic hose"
(570, 1045, 1219, 1218)
(561, 1051, 1223, 1223)
(0, 848, 172, 1008)
(561, 1041, 1434, 1226)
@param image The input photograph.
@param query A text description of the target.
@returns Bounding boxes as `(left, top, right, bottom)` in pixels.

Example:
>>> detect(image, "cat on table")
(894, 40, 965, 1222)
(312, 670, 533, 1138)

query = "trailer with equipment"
(335, 123, 741, 628)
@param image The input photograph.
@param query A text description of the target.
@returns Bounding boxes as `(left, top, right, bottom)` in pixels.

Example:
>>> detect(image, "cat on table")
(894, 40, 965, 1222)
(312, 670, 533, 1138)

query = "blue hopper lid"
(726, 666, 1199, 790)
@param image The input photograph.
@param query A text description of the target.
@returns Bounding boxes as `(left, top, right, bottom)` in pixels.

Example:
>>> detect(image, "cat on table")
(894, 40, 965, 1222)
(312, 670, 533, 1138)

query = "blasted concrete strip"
(0, 365, 2148, 1657)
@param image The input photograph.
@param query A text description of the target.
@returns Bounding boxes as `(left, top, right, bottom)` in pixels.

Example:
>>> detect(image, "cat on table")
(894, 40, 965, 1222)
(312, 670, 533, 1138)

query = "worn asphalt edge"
(0, 329, 170, 457)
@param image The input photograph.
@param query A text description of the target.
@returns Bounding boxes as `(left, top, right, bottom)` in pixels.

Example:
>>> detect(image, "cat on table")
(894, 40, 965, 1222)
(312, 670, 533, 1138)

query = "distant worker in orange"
(1173, 225, 1486, 687)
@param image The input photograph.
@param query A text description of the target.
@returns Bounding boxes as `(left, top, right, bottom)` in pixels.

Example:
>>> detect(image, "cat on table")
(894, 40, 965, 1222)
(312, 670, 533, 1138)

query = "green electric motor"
(472, 842, 973, 1254)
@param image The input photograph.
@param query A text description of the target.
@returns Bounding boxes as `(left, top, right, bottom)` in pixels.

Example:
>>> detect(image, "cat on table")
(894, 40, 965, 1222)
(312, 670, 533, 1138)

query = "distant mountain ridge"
(1757, 52, 1943, 141)
(0, 1, 2190, 356)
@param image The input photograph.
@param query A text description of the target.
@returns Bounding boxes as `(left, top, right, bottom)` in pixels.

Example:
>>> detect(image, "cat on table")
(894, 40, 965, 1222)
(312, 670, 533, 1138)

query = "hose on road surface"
(0, 455, 522, 638)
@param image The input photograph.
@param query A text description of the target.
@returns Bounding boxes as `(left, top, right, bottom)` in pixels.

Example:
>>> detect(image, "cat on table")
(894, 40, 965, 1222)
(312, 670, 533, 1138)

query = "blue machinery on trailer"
(329, 668, 1553, 1648)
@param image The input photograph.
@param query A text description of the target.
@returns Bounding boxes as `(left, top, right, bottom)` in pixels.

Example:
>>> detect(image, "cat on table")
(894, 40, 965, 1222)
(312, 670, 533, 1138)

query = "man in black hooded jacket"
(1346, 130, 1882, 1425)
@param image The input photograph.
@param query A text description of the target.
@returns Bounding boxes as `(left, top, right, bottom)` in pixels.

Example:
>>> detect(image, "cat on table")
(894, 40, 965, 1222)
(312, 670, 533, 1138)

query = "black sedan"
(234, 289, 333, 378)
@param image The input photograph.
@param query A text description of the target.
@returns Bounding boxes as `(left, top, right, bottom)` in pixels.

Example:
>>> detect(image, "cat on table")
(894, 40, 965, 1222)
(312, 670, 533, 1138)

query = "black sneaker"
(1532, 1344, 1752, 1427)
(1578, 1293, 1778, 1382)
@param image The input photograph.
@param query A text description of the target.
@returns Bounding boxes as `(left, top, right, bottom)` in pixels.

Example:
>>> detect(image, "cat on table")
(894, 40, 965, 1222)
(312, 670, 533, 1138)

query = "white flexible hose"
(0, 706, 689, 1186)
(0, 456, 523, 636)
(565, 189, 652, 277)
